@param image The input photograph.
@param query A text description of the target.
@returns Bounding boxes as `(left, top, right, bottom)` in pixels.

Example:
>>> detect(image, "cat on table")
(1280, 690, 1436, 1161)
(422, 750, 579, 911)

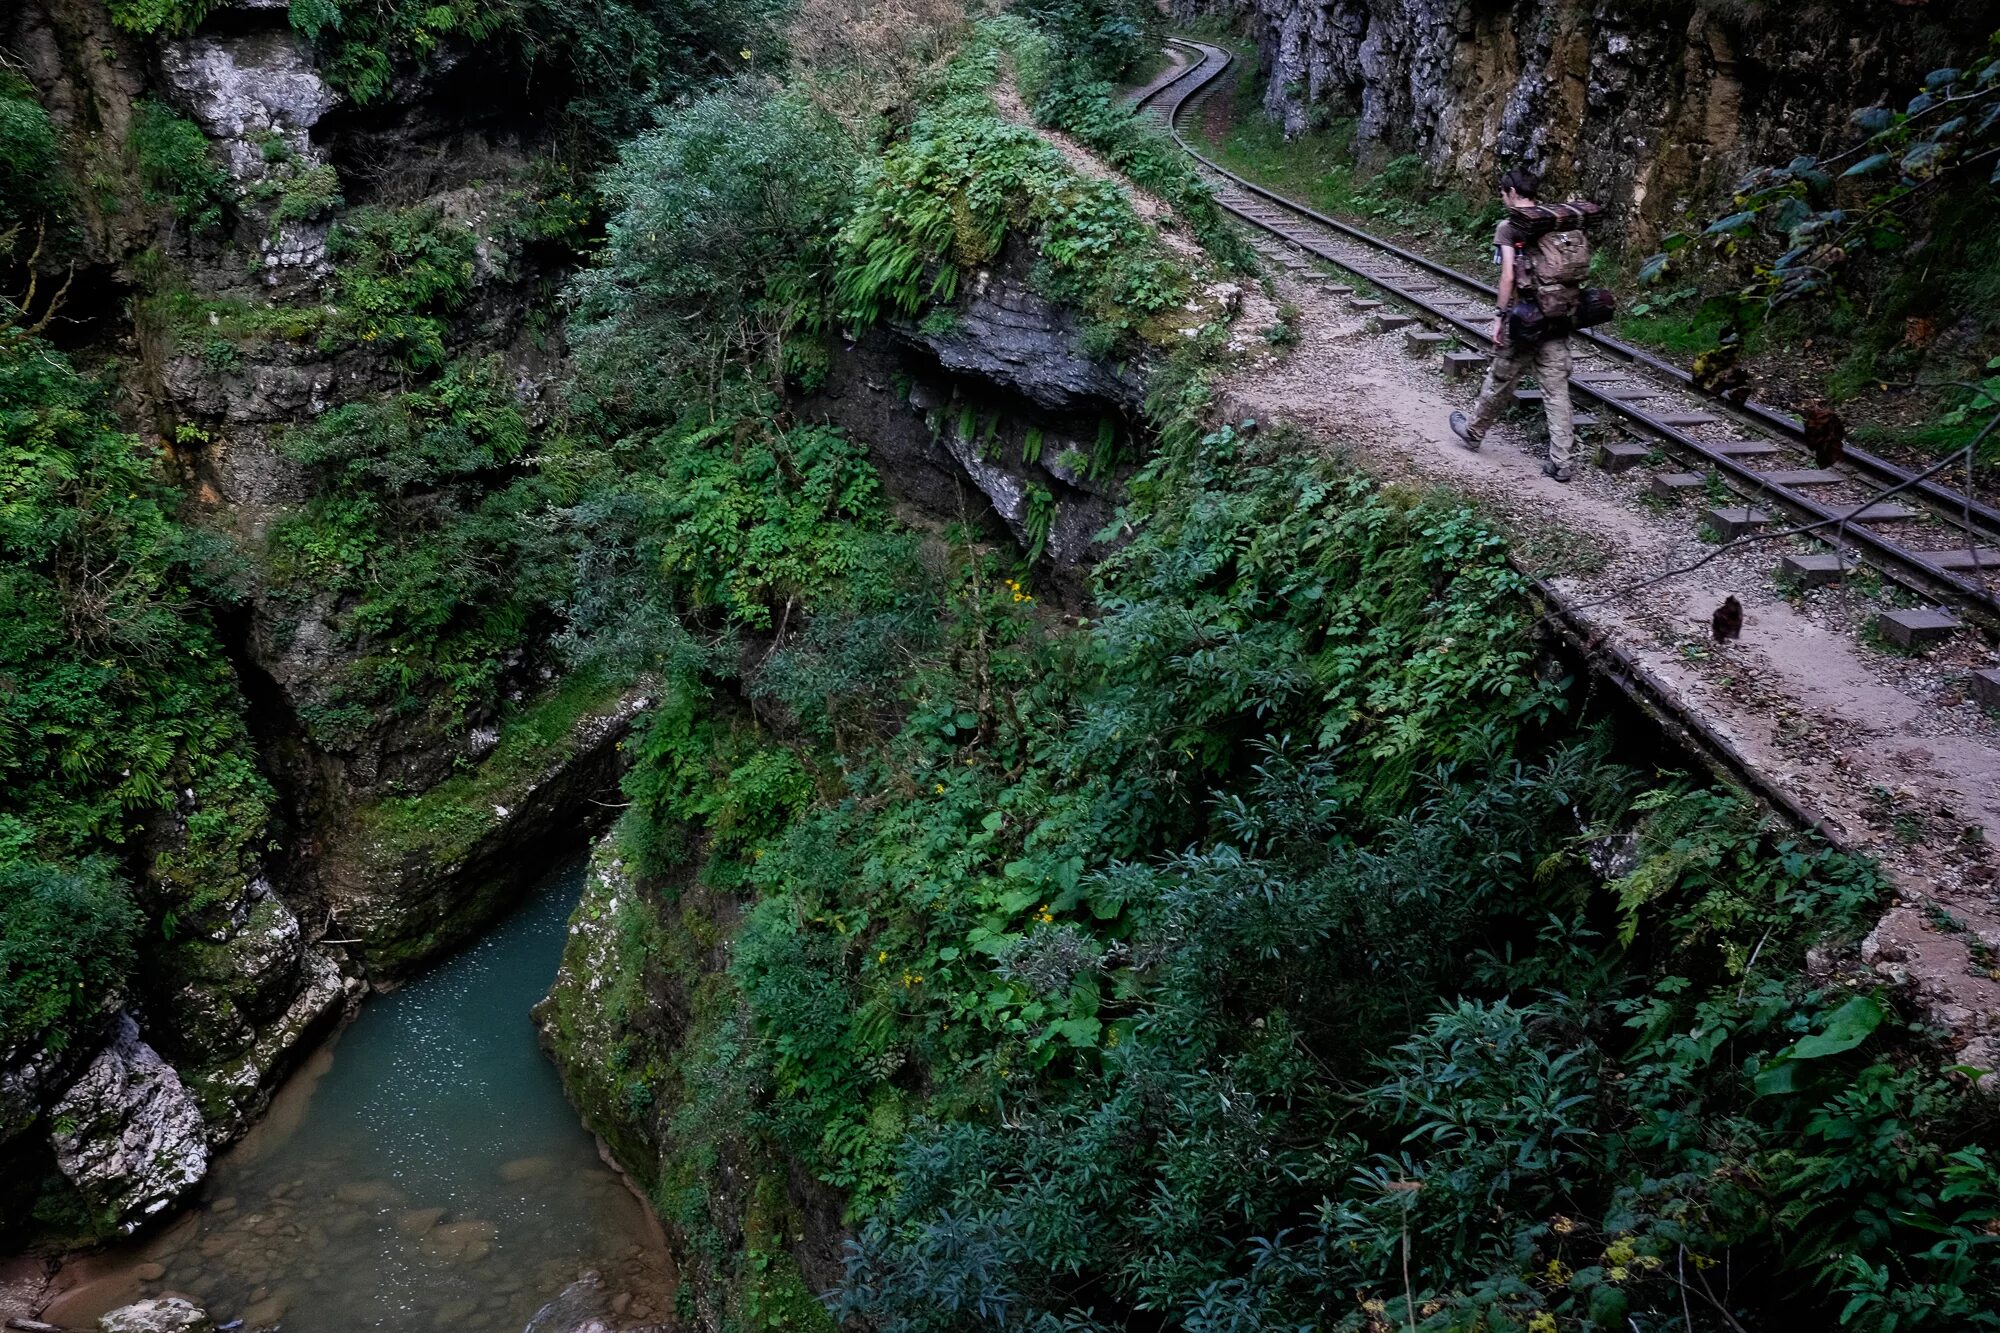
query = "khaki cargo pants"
(1464, 335, 1575, 470)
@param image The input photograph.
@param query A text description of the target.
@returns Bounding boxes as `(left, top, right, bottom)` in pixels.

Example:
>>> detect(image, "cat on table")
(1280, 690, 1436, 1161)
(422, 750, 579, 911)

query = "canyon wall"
(1182, 0, 1992, 243)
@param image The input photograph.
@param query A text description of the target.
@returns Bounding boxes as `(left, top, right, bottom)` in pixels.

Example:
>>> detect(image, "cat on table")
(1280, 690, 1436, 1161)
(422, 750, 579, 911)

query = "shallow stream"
(38, 861, 673, 1331)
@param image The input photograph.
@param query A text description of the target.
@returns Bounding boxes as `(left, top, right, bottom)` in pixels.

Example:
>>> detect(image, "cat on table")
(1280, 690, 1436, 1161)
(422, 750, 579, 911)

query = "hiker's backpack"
(1508, 201, 1601, 319)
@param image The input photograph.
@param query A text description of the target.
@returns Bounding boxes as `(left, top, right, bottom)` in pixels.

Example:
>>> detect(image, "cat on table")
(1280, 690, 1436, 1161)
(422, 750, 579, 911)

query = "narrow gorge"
(3, 1, 1998, 1331)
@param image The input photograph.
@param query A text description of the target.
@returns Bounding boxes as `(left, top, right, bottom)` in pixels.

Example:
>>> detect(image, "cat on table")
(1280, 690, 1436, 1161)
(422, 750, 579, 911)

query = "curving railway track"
(1135, 38, 2000, 630)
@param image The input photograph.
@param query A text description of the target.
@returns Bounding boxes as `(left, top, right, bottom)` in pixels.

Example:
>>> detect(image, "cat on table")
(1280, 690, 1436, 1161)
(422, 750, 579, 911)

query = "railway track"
(1134, 38, 2000, 634)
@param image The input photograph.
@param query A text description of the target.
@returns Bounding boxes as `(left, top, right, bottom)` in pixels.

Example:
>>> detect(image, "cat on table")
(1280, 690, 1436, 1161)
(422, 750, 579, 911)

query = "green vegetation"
(1636, 32, 2000, 462)
(993, 8, 1253, 271)
(572, 372, 2000, 1328)
(327, 204, 478, 371)
(0, 75, 69, 243)
(519, 8, 2000, 1330)
(0, 320, 272, 1053)
(263, 355, 554, 745)
(0, 860, 140, 1053)
(570, 89, 858, 414)
(129, 101, 232, 235)
(835, 34, 1196, 349)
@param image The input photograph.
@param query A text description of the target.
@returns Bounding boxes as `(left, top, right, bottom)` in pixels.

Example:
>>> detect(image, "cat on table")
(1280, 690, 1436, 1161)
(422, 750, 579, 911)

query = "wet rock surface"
(98, 1296, 215, 1333)
(52, 1017, 210, 1235)
(525, 1270, 670, 1333)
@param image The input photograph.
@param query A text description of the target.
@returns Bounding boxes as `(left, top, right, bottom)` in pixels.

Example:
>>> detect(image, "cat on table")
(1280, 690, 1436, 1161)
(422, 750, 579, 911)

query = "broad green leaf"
(1842, 153, 1893, 178)
(1790, 994, 1886, 1059)
(1704, 210, 1757, 235)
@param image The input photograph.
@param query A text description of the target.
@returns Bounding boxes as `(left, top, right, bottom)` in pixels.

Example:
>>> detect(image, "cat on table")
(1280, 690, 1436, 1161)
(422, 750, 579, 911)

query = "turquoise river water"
(36, 860, 673, 1331)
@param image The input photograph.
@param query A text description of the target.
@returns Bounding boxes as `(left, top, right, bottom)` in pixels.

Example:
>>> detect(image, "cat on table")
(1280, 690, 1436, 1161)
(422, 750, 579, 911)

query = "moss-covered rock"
(317, 674, 652, 977)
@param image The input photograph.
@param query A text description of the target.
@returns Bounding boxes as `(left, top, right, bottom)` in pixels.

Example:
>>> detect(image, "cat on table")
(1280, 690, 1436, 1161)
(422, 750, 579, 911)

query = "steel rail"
(1137, 39, 2000, 619)
(1140, 39, 2000, 541)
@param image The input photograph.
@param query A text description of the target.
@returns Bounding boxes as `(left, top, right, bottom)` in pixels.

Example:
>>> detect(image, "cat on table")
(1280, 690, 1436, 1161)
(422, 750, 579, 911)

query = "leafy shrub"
(328, 204, 477, 369)
(0, 323, 270, 904)
(0, 75, 68, 241)
(129, 101, 231, 235)
(569, 89, 858, 416)
(0, 860, 140, 1054)
(266, 357, 552, 741)
(834, 40, 1191, 344)
(105, 0, 213, 33)
(287, 0, 785, 139)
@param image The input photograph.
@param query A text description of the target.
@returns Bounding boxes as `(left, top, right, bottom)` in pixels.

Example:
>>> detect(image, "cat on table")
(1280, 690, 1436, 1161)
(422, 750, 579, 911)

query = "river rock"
(52, 1014, 209, 1233)
(396, 1206, 445, 1238)
(523, 1271, 613, 1333)
(98, 1296, 215, 1333)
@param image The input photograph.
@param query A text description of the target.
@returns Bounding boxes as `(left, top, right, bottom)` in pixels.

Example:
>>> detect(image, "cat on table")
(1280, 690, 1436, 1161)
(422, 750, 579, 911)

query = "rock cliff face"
(1187, 0, 1990, 242)
(0, 0, 608, 1244)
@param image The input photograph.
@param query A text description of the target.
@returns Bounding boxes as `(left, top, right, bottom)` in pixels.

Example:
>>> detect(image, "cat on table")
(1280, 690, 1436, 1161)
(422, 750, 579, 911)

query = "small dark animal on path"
(1711, 595, 1743, 643)
(1692, 343, 1752, 404)
(1803, 401, 1846, 469)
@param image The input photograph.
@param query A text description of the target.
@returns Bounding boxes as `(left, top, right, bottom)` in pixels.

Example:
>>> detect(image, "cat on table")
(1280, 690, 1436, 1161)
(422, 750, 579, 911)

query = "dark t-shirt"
(1493, 219, 1525, 284)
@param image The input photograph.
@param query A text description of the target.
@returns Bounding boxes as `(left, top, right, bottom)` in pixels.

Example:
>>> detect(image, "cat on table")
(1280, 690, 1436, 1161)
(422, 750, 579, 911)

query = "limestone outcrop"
(51, 1016, 210, 1234)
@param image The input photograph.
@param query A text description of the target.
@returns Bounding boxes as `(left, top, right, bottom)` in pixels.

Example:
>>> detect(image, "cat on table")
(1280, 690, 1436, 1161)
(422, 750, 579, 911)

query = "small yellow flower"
(934, 783, 945, 793)
(739, 47, 753, 59)
(877, 950, 887, 963)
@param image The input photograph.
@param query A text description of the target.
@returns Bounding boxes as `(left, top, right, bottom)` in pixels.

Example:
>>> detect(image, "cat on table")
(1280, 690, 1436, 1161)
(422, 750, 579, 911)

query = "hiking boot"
(1543, 459, 1572, 484)
(1448, 410, 1480, 450)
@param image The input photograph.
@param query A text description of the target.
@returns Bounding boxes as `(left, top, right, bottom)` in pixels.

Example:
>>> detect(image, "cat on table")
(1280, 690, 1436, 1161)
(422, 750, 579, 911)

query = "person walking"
(1449, 168, 1586, 483)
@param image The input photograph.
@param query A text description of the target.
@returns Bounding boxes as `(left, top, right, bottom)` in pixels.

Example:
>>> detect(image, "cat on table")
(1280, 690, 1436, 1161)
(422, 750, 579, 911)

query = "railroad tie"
(1842, 502, 1920, 523)
(1348, 298, 1383, 312)
(1596, 441, 1648, 473)
(1780, 553, 1854, 588)
(1404, 329, 1450, 353)
(1374, 313, 1417, 332)
(1877, 607, 1961, 650)
(1650, 472, 1707, 502)
(1754, 469, 1844, 486)
(1443, 351, 1489, 378)
(1707, 440, 1781, 458)
(1924, 547, 2000, 573)
(1970, 669, 2000, 711)
(1704, 507, 1772, 542)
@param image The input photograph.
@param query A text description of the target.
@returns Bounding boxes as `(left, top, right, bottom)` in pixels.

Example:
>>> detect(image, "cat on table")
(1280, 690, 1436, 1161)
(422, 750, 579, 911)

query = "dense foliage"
(519, 10, 2000, 1331)
(0, 324, 272, 1050)
(0, 860, 140, 1053)
(591, 373, 2000, 1327)
(835, 36, 1194, 348)
(129, 100, 232, 236)
(569, 90, 859, 414)
(0, 74, 68, 245)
